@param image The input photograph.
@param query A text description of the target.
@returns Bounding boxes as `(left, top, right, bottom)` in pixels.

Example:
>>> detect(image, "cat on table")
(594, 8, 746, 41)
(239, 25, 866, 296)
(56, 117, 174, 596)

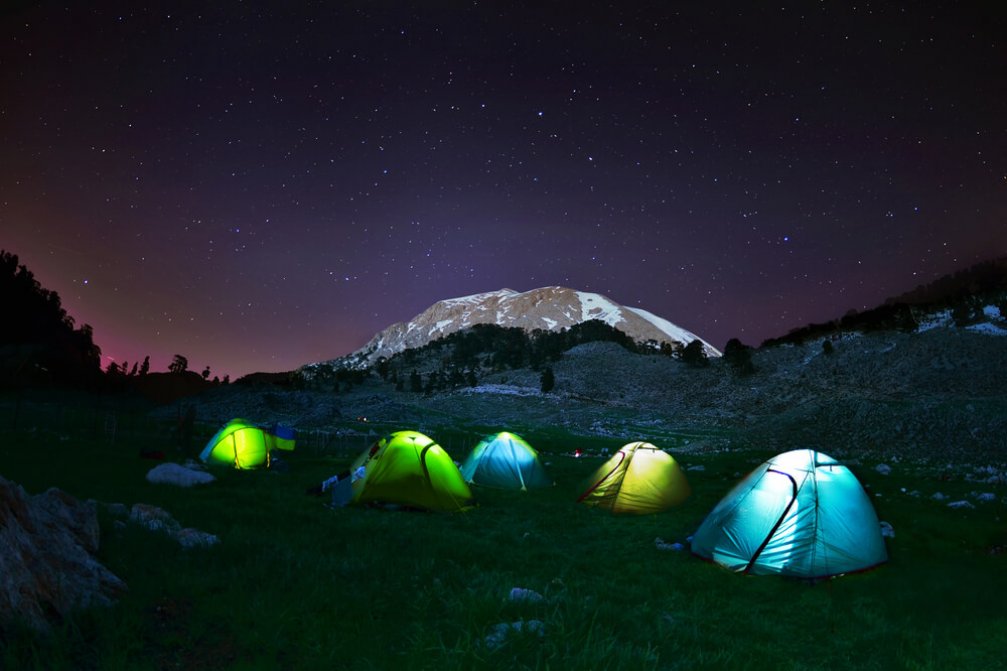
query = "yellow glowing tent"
(577, 441, 690, 514)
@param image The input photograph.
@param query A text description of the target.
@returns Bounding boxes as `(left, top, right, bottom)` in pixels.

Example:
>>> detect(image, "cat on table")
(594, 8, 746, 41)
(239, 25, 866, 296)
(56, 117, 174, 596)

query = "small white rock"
(508, 587, 544, 603)
(484, 620, 544, 650)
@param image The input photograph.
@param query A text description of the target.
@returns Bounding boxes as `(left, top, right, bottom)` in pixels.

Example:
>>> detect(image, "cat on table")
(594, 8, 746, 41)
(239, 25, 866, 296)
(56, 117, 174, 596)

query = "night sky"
(3, 2, 1005, 379)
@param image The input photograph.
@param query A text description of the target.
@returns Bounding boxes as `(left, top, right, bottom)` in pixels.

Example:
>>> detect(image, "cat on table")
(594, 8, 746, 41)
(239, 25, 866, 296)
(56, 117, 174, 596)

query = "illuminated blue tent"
(460, 432, 551, 490)
(691, 449, 887, 579)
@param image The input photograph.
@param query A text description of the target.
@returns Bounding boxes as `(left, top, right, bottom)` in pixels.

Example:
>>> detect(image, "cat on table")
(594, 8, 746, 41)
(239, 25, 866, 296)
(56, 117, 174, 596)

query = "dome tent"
(691, 449, 887, 579)
(460, 431, 552, 490)
(350, 431, 473, 512)
(199, 418, 296, 470)
(577, 441, 690, 514)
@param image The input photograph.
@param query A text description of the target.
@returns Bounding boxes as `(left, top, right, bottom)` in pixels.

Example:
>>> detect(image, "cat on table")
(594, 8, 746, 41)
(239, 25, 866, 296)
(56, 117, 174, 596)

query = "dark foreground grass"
(1, 416, 1005, 670)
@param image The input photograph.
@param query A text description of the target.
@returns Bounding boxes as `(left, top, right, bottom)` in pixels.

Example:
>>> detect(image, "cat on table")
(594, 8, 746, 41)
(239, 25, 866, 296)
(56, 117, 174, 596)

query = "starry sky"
(2, 2, 1005, 378)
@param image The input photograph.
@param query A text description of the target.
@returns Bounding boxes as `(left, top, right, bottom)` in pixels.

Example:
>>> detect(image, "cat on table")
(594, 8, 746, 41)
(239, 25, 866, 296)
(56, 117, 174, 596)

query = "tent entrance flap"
(576, 452, 626, 502)
(744, 468, 798, 573)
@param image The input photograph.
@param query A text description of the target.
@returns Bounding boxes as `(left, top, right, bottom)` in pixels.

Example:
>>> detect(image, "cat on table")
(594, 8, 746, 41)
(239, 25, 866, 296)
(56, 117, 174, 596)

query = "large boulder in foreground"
(0, 476, 126, 631)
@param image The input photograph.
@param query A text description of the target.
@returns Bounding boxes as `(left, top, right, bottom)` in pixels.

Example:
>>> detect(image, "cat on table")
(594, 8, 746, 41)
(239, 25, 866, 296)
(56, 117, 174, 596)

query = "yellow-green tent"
(577, 441, 690, 514)
(199, 419, 295, 469)
(349, 431, 473, 512)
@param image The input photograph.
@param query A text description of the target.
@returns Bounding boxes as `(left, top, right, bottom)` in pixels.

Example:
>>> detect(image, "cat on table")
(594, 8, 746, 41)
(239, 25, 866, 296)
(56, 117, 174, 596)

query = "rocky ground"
(156, 325, 1007, 465)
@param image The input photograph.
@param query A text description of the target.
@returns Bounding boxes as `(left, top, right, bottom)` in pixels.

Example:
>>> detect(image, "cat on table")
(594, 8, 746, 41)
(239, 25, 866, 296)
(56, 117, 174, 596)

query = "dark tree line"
(1, 250, 102, 387)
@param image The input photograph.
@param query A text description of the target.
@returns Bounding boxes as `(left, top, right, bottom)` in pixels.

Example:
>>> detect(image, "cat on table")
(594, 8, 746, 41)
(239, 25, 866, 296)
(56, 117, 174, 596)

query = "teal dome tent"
(691, 449, 887, 579)
(460, 432, 551, 490)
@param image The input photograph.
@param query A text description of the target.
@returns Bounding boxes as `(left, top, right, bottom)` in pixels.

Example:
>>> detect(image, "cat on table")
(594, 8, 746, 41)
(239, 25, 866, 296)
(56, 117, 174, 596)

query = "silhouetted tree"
(139, 355, 150, 376)
(540, 366, 555, 393)
(201, 365, 211, 380)
(222, 374, 230, 384)
(424, 371, 440, 394)
(723, 338, 755, 375)
(1, 249, 102, 386)
(679, 340, 709, 367)
(128, 361, 138, 376)
(168, 354, 189, 374)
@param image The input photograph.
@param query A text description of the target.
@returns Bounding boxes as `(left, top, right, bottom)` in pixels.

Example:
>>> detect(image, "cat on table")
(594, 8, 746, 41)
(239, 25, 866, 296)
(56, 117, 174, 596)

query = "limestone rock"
(0, 476, 126, 631)
(128, 504, 218, 549)
(145, 463, 215, 487)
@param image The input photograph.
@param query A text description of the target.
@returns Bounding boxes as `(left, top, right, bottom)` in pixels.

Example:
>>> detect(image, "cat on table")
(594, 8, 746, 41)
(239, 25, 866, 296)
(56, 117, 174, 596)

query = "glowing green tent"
(199, 419, 295, 469)
(577, 441, 690, 514)
(349, 431, 473, 512)
(460, 431, 551, 490)
(691, 449, 887, 579)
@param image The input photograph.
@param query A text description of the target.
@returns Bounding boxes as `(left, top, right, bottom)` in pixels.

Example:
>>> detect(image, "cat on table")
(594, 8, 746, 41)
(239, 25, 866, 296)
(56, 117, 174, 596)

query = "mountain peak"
(333, 286, 720, 369)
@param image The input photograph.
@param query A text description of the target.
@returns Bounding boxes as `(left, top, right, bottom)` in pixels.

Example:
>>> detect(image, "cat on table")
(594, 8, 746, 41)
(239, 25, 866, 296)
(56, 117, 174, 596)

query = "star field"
(2, 2, 1004, 377)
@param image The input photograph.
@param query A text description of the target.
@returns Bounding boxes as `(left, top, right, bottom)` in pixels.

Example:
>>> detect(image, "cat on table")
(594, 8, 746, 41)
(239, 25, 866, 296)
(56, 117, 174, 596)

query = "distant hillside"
(763, 257, 1007, 347)
(885, 257, 1007, 306)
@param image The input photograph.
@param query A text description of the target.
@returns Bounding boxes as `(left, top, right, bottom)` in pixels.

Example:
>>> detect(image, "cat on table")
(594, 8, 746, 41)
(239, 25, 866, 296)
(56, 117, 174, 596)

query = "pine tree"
(680, 340, 709, 367)
(723, 338, 755, 375)
(540, 366, 555, 393)
(168, 354, 188, 374)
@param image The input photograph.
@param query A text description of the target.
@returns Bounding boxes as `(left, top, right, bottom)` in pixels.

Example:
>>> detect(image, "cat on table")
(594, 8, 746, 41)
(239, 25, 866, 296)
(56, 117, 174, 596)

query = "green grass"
(1, 403, 1005, 670)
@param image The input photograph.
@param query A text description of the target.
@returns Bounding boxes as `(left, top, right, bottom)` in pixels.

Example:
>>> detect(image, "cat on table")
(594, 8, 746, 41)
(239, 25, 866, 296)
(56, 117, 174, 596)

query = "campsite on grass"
(2, 392, 1005, 670)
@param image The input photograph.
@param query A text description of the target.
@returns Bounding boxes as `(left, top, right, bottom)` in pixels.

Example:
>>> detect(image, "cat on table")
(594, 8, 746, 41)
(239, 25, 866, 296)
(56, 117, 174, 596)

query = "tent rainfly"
(199, 419, 295, 469)
(577, 441, 691, 514)
(349, 431, 473, 512)
(690, 449, 888, 579)
(460, 431, 552, 490)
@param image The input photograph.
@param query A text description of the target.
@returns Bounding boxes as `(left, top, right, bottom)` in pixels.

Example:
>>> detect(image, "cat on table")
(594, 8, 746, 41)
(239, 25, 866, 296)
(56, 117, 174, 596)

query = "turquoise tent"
(691, 449, 887, 579)
(460, 432, 551, 490)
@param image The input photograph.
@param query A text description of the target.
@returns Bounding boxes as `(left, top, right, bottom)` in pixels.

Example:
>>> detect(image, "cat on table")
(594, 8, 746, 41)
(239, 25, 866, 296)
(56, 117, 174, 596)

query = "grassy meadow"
(1, 394, 1005, 670)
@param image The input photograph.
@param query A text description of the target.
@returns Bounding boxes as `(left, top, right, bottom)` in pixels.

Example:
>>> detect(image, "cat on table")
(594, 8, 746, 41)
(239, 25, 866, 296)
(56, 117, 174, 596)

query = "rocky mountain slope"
(323, 286, 720, 370)
(175, 315, 1007, 464)
(168, 275, 1007, 465)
